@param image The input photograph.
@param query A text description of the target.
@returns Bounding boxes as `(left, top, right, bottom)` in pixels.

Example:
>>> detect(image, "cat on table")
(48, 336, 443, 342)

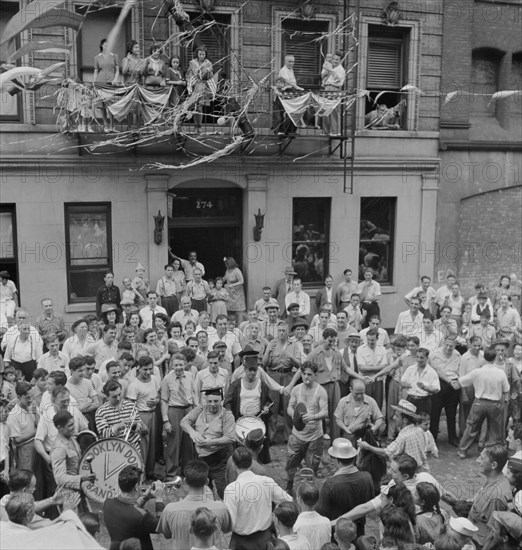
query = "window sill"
(356, 130, 439, 139)
(65, 302, 96, 314)
(381, 286, 397, 294)
(0, 124, 57, 132)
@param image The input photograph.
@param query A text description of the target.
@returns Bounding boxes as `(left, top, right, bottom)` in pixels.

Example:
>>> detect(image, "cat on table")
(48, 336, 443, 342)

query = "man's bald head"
(351, 379, 366, 393)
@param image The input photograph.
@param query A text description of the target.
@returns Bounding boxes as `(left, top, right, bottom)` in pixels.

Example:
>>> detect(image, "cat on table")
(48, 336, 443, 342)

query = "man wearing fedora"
(358, 399, 428, 470)
(273, 267, 297, 318)
(315, 438, 374, 537)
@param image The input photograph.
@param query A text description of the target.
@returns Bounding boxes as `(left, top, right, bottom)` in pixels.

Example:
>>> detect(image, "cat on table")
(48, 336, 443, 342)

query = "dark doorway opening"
(168, 187, 242, 281)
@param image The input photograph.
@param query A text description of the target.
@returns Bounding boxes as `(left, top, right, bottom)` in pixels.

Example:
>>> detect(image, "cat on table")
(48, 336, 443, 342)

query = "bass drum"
(77, 430, 98, 455)
(79, 438, 143, 503)
(234, 416, 266, 444)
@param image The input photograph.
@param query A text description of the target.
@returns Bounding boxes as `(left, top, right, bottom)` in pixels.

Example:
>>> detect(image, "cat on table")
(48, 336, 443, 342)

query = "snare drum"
(234, 416, 266, 444)
(79, 437, 143, 503)
(77, 430, 98, 455)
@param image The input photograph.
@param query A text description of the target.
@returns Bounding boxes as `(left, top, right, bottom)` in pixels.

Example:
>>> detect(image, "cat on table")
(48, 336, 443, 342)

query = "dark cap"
(290, 320, 309, 332)
(508, 458, 522, 473)
(0, 270, 10, 279)
(286, 302, 300, 312)
(479, 309, 491, 318)
(212, 341, 227, 349)
(239, 346, 259, 358)
(201, 387, 223, 398)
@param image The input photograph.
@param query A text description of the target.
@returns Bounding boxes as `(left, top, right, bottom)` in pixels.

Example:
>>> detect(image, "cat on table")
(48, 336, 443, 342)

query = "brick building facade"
(437, 0, 522, 296)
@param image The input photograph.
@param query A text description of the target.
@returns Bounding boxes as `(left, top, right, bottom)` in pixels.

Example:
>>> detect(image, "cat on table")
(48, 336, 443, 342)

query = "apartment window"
(282, 19, 328, 89)
(359, 198, 396, 284)
(292, 198, 331, 285)
(179, 12, 231, 122)
(76, 6, 129, 81)
(471, 48, 501, 118)
(65, 203, 112, 302)
(0, 1, 21, 120)
(364, 25, 410, 128)
(0, 205, 19, 297)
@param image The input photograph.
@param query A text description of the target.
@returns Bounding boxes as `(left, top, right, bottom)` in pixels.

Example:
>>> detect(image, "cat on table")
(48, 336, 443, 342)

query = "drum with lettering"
(79, 438, 143, 503)
(234, 416, 266, 444)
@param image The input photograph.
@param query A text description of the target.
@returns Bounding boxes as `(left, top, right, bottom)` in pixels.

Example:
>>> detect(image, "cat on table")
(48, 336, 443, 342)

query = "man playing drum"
(286, 361, 328, 494)
(95, 380, 143, 449)
(225, 350, 273, 464)
(180, 387, 235, 499)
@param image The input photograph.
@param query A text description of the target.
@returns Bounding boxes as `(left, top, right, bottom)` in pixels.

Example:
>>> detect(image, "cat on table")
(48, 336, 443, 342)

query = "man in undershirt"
(285, 362, 328, 493)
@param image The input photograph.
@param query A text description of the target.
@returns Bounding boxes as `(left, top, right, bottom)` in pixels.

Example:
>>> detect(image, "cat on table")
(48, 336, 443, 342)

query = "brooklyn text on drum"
(79, 437, 143, 503)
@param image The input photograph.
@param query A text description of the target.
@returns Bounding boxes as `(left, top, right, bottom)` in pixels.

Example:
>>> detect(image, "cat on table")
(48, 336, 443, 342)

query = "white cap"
(449, 517, 478, 537)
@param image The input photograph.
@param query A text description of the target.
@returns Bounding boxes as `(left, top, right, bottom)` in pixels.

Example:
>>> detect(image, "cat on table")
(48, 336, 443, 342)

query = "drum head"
(79, 438, 143, 503)
(235, 416, 266, 443)
(77, 430, 98, 455)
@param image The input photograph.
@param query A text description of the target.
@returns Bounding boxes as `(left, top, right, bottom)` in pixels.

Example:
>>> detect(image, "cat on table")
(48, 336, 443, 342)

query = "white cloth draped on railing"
(278, 91, 342, 125)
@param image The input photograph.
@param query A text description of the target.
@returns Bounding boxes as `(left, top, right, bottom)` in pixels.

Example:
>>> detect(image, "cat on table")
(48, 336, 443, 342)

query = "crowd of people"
(0, 256, 521, 550)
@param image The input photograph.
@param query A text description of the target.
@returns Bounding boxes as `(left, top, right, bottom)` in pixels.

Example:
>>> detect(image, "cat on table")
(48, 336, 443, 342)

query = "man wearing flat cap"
(261, 303, 280, 342)
(470, 309, 497, 350)
(181, 386, 235, 498)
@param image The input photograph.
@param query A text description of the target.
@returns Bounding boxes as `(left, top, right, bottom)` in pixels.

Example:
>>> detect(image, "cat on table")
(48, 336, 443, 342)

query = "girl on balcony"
(186, 46, 214, 133)
(143, 44, 167, 87)
(93, 38, 120, 133)
(166, 55, 186, 108)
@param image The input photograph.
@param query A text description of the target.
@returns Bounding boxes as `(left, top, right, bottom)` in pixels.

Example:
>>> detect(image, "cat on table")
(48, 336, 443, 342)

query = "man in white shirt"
(1, 309, 43, 354)
(405, 276, 437, 314)
(357, 268, 381, 329)
(37, 334, 70, 376)
(457, 348, 509, 458)
(401, 347, 440, 416)
(418, 315, 444, 353)
(458, 336, 484, 436)
(279, 55, 303, 91)
(224, 447, 292, 549)
(285, 278, 310, 319)
(208, 315, 242, 367)
(322, 52, 346, 136)
(273, 501, 311, 550)
(171, 296, 199, 330)
(294, 483, 331, 550)
(395, 297, 424, 337)
(254, 287, 278, 323)
(434, 272, 456, 314)
(357, 328, 388, 409)
(139, 291, 167, 330)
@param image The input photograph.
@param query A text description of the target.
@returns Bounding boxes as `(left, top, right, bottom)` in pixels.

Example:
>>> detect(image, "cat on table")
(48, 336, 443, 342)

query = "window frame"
(0, 0, 22, 121)
(357, 16, 420, 131)
(291, 197, 331, 288)
(64, 202, 112, 304)
(359, 197, 396, 285)
(0, 204, 20, 300)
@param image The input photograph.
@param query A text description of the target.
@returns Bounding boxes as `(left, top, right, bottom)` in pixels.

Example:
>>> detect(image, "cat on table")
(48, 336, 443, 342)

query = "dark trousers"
(161, 295, 179, 318)
(407, 395, 432, 416)
(191, 298, 207, 313)
(231, 527, 272, 550)
(459, 398, 504, 453)
(11, 359, 36, 382)
(201, 446, 231, 499)
(165, 406, 194, 477)
(364, 378, 384, 410)
(286, 433, 323, 483)
(267, 371, 292, 441)
(430, 380, 459, 442)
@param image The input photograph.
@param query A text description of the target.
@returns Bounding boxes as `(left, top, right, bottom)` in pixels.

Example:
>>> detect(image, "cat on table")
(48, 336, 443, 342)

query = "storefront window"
(292, 198, 331, 285)
(359, 197, 396, 284)
(65, 203, 112, 302)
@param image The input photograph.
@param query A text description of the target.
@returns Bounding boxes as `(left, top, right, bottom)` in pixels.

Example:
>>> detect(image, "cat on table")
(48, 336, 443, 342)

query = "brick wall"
(457, 185, 522, 297)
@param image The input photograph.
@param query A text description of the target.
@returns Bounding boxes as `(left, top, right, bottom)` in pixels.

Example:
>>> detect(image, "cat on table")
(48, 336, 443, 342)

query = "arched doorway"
(168, 187, 242, 280)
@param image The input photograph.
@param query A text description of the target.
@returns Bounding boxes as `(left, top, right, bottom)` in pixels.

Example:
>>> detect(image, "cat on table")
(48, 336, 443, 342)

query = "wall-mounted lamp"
(153, 210, 165, 245)
(253, 208, 265, 242)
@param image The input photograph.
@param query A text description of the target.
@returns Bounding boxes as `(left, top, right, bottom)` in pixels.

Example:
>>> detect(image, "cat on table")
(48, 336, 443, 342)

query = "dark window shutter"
(282, 19, 328, 89)
(367, 40, 402, 89)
